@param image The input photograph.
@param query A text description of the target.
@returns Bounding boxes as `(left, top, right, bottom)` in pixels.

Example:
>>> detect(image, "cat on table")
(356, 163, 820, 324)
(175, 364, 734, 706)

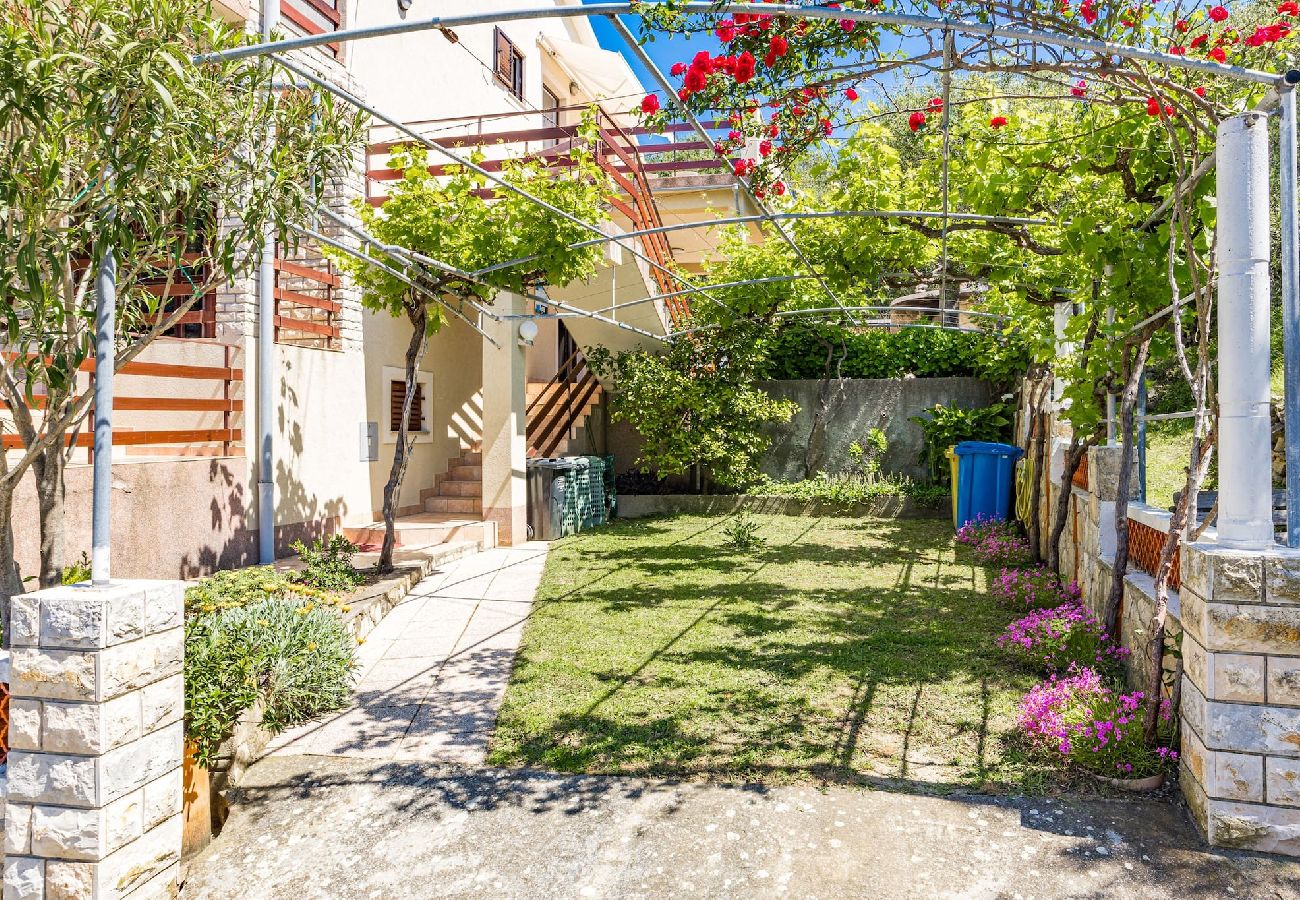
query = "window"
(494, 27, 525, 101)
(541, 86, 560, 149)
(389, 380, 426, 434)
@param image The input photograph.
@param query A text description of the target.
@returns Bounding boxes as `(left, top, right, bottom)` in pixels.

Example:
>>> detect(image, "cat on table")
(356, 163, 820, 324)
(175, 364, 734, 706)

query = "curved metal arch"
(200, 2, 1287, 86)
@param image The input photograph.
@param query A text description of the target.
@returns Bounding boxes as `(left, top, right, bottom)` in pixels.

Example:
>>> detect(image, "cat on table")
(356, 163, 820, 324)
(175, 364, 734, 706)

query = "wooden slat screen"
(389, 381, 424, 434)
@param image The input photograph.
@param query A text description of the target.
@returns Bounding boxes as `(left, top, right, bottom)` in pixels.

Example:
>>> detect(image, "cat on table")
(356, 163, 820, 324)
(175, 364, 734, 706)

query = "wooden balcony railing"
(280, 0, 341, 56)
(526, 348, 601, 458)
(275, 255, 342, 350)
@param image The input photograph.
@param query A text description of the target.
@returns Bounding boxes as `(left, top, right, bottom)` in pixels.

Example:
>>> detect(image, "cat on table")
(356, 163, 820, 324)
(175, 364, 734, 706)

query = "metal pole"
(1105, 306, 1117, 445)
(1217, 111, 1275, 548)
(91, 246, 115, 586)
(257, 0, 277, 565)
(1280, 87, 1300, 547)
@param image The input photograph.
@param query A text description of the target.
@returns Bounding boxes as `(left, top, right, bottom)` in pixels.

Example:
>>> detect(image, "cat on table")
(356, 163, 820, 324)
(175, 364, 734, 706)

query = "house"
(9, 0, 756, 579)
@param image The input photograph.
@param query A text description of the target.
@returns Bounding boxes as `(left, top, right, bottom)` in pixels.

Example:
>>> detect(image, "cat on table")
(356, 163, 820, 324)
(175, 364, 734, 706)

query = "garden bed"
(488, 515, 1100, 794)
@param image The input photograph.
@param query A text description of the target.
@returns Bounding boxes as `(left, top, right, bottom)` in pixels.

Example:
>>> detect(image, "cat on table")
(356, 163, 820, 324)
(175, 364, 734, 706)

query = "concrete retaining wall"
(614, 493, 946, 520)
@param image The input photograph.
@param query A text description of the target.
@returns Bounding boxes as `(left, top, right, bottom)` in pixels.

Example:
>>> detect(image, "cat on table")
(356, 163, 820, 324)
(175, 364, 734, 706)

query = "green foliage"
(184, 598, 356, 767)
(764, 322, 1031, 387)
(721, 509, 765, 550)
(847, 428, 887, 479)
(752, 473, 946, 507)
(61, 552, 91, 586)
(911, 402, 1015, 482)
(290, 535, 362, 592)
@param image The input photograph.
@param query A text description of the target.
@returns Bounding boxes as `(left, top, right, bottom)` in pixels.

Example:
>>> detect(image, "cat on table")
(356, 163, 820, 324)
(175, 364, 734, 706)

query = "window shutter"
(494, 28, 511, 85)
(391, 381, 425, 433)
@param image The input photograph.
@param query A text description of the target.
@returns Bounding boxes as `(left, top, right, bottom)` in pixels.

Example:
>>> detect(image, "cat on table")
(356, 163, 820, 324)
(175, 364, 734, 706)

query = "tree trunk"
(803, 339, 846, 478)
(378, 301, 429, 573)
(1046, 436, 1091, 573)
(1027, 376, 1049, 562)
(32, 443, 67, 589)
(1105, 338, 1153, 634)
(0, 479, 24, 648)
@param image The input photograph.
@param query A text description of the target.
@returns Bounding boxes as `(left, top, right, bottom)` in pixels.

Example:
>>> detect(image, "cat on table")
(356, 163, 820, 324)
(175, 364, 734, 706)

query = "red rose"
(1145, 96, 1162, 116)
(716, 19, 737, 42)
(734, 51, 756, 84)
(821, 118, 833, 135)
(1169, 45, 1187, 54)
(670, 62, 686, 77)
(1194, 86, 1208, 97)
(1209, 46, 1227, 61)
(1191, 34, 1209, 48)
(759, 139, 772, 157)
(684, 67, 707, 93)
(1209, 5, 1229, 21)
(774, 181, 787, 196)
(640, 94, 660, 114)
(733, 158, 748, 177)
(713, 142, 725, 156)
(908, 110, 926, 131)
(791, 105, 805, 116)
(768, 124, 780, 137)
(928, 96, 943, 110)
(840, 18, 856, 32)
(769, 35, 789, 58)
(1081, 0, 1097, 23)
(1282, 1, 1299, 16)
(990, 116, 1008, 128)
(1176, 18, 1190, 31)
(845, 87, 859, 101)
(1070, 79, 1087, 97)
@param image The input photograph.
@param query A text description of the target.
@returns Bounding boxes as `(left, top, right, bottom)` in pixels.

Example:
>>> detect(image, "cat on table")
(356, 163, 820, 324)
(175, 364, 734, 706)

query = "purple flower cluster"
(1016, 664, 1177, 778)
(991, 566, 1080, 609)
(955, 515, 1031, 566)
(997, 599, 1130, 673)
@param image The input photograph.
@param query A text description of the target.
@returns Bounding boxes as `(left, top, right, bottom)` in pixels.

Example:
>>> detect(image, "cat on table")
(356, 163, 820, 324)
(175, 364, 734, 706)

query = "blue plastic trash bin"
(953, 441, 1024, 528)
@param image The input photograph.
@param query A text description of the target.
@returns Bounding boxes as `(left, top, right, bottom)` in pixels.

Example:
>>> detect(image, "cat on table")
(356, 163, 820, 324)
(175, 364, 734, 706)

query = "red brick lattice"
(1127, 517, 1181, 591)
(1072, 454, 1089, 490)
(0, 682, 10, 765)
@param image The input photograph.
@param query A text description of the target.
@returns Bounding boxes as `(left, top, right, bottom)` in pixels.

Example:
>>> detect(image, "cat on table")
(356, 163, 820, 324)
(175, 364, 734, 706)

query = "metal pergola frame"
(80, 0, 1300, 583)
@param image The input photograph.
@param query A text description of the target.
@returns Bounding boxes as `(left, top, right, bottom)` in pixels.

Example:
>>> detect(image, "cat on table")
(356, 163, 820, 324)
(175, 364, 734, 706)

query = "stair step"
(425, 495, 481, 514)
(447, 464, 482, 481)
(342, 519, 497, 552)
(458, 451, 482, 466)
(438, 479, 480, 497)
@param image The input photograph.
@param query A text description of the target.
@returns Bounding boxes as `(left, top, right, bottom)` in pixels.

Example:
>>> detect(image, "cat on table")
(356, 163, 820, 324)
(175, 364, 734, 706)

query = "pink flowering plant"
(991, 566, 1080, 609)
(955, 515, 1031, 566)
(1016, 665, 1177, 780)
(998, 600, 1129, 675)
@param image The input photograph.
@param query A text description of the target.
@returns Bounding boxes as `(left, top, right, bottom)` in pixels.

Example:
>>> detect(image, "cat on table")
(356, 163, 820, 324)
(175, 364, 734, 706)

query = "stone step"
(425, 495, 481, 515)
(447, 464, 482, 481)
(342, 517, 496, 552)
(437, 479, 480, 497)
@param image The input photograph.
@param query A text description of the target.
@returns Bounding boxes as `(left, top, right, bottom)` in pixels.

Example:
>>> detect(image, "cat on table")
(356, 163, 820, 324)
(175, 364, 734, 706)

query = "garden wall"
(606, 377, 996, 483)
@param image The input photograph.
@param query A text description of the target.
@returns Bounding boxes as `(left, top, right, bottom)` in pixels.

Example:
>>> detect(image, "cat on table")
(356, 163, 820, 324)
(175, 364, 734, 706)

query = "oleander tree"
(627, 0, 1299, 741)
(0, 0, 362, 596)
(330, 121, 608, 572)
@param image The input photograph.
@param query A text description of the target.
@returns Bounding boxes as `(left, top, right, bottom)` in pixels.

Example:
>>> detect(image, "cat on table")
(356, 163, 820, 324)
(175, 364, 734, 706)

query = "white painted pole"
(91, 246, 115, 585)
(1217, 112, 1275, 548)
(1279, 86, 1300, 547)
(256, 0, 278, 565)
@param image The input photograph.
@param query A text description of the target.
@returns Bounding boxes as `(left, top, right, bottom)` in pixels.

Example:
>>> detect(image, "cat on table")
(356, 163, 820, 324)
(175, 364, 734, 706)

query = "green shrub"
(291, 534, 363, 592)
(750, 473, 947, 507)
(62, 551, 91, 585)
(184, 597, 357, 766)
(721, 509, 765, 550)
(910, 401, 1014, 482)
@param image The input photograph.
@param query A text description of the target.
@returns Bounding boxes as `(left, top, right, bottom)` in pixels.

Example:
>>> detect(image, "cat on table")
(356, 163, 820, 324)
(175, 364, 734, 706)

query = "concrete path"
(262, 543, 549, 764)
(183, 756, 1300, 899)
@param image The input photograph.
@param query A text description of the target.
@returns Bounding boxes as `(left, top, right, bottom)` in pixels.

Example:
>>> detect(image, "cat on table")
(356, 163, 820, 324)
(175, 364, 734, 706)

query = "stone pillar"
(1216, 112, 1275, 549)
(1179, 543, 1300, 856)
(481, 292, 529, 545)
(4, 581, 186, 899)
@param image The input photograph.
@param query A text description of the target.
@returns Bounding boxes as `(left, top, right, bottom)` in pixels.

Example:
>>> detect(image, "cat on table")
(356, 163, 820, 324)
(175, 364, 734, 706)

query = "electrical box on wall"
(361, 422, 379, 462)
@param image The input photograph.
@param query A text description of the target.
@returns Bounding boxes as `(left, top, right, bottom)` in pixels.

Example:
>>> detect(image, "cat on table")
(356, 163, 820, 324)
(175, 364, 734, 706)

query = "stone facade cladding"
(3, 581, 186, 899)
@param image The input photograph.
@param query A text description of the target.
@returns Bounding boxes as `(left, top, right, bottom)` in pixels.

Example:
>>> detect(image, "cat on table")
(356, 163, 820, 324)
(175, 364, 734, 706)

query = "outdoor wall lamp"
(518, 319, 539, 347)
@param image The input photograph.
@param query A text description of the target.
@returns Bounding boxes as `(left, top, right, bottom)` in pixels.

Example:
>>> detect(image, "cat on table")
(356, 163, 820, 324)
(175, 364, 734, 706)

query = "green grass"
(489, 514, 1068, 794)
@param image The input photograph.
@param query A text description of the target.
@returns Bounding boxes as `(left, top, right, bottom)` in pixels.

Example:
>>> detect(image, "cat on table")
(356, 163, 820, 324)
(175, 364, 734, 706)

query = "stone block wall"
(1178, 543, 1300, 856)
(3, 581, 185, 899)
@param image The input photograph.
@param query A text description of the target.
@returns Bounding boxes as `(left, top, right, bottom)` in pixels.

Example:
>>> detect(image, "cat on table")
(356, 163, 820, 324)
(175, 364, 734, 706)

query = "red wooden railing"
(280, 0, 341, 56)
(526, 348, 601, 458)
(275, 255, 342, 349)
(2, 342, 243, 456)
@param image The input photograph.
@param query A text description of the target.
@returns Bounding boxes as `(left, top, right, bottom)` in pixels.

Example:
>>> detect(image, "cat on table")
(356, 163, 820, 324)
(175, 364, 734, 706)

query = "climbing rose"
(1195, 86, 1208, 97)
(1191, 34, 1209, 48)
(670, 62, 686, 77)
(990, 116, 1008, 128)
(1210, 4, 1229, 21)
(640, 94, 660, 114)
(773, 181, 787, 196)
(840, 18, 856, 31)
(1071, 79, 1087, 97)
(821, 118, 833, 135)
(769, 35, 789, 57)
(1081, 0, 1098, 24)
(1145, 96, 1162, 115)
(928, 96, 944, 110)
(759, 139, 773, 158)
(1169, 44, 1187, 54)
(845, 87, 859, 101)
(716, 19, 737, 41)
(767, 123, 779, 137)
(1176, 18, 1190, 31)
(735, 51, 756, 84)
(1209, 46, 1228, 61)
(1283, 1, 1300, 15)
(908, 110, 926, 131)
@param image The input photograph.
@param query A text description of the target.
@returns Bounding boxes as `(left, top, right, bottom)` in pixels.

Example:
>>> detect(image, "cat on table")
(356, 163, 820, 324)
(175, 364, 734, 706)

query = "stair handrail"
(527, 347, 599, 456)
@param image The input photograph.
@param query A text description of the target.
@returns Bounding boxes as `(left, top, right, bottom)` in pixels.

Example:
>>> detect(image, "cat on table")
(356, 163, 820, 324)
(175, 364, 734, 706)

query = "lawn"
(489, 514, 1062, 793)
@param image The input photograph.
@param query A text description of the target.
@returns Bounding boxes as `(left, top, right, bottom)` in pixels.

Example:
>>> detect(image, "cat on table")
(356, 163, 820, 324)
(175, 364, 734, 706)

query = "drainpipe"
(91, 243, 116, 585)
(1280, 84, 1300, 547)
(257, 0, 278, 564)
(1217, 112, 1274, 549)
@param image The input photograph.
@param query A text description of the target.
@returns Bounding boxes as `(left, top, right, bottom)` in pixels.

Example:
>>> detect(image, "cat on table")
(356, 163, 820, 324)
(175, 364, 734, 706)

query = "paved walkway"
(263, 543, 549, 764)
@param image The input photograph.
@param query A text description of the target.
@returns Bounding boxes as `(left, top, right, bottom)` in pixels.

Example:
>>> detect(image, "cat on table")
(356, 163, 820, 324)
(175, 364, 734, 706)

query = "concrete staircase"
(426, 447, 483, 516)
